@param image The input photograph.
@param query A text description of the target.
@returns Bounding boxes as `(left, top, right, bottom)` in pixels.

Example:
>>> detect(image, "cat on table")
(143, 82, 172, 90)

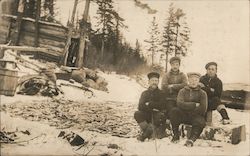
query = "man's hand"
(166, 119, 170, 124)
(168, 84, 174, 88)
(210, 88, 215, 92)
(153, 108, 159, 112)
(199, 83, 205, 88)
(195, 103, 200, 107)
(145, 102, 154, 109)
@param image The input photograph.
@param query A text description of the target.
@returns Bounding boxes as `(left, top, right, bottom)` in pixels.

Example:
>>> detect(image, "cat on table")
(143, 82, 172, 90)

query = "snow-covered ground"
(1, 69, 250, 155)
(0, 52, 249, 155)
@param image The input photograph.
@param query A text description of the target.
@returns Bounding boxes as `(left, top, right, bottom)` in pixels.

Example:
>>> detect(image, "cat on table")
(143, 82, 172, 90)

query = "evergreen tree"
(94, 0, 127, 64)
(41, 0, 58, 22)
(23, 0, 58, 22)
(144, 16, 161, 66)
(94, 0, 115, 61)
(162, 3, 191, 71)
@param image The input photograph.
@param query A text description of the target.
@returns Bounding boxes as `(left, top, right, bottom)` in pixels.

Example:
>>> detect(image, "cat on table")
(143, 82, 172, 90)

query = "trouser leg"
(134, 111, 150, 123)
(189, 115, 206, 142)
(208, 97, 230, 120)
(152, 111, 167, 139)
(169, 107, 186, 139)
(166, 99, 176, 118)
(134, 111, 153, 141)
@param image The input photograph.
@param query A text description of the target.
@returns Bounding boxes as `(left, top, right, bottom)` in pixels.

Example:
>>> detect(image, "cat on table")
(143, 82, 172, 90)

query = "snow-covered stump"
(181, 123, 246, 145)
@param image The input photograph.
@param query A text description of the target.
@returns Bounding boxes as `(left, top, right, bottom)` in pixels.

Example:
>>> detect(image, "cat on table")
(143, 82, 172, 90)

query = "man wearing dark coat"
(134, 72, 168, 141)
(199, 62, 231, 124)
(169, 72, 208, 147)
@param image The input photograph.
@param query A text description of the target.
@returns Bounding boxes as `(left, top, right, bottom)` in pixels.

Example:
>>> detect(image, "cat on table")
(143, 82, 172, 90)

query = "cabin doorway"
(66, 38, 80, 67)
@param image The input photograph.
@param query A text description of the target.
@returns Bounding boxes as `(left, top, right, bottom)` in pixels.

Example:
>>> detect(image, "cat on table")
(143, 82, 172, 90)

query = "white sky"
(56, 0, 250, 84)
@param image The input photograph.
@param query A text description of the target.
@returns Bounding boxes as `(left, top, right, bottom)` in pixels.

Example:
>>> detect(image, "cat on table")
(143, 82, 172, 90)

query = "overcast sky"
(56, 0, 249, 84)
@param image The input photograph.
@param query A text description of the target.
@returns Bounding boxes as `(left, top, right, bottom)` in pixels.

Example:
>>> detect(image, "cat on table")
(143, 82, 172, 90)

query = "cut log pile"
(1, 99, 139, 138)
(58, 66, 109, 92)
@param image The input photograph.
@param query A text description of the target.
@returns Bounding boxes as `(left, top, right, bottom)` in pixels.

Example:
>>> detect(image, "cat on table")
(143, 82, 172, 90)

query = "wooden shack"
(0, 0, 90, 66)
(0, 14, 68, 59)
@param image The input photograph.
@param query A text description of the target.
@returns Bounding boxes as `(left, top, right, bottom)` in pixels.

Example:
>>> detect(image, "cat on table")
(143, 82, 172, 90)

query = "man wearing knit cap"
(134, 72, 168, 141)
(200, 62, 231, 125)
(169, 72, 207, 147)
(161, 56, 187, 115)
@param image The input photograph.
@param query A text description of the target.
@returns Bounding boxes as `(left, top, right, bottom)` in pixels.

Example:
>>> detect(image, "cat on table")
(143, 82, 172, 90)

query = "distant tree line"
(85, 0, 151, 75)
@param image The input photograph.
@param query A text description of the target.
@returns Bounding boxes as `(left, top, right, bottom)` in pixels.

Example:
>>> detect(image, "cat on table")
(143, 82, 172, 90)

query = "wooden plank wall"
(0, 14, 68, 58)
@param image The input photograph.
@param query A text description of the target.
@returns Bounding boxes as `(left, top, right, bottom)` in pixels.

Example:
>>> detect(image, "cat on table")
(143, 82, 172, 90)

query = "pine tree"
(95, 0, 115, 61)
(22, 0, 58, 23)
(94, 0, 127, 64)
(144, 16, 161, 66)
(41, 0, 57, 22)
(162, 3, 191, 71)
(135, 39, 142, 56)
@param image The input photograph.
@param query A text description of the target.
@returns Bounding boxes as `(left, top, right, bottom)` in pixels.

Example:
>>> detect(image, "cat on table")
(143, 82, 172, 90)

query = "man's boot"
(137, 122, 153, 141)
(185, 126, 203, 147)
(219, 109, 231, 125)
(171, 127, 180, 143)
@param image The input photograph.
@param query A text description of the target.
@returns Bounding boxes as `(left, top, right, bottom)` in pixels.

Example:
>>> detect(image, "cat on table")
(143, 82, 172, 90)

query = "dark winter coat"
(199, 74, 223, 99)
(177, 86, 208, 116)
(138, 87, 167, 113)
(161, 70, 187, 100)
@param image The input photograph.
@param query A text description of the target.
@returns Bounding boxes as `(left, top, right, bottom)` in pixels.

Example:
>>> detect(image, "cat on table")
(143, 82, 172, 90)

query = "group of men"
(134, 56, 231, 147)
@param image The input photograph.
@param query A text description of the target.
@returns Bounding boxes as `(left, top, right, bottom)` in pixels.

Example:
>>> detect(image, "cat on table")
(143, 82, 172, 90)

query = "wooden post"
(6, 0, 20, 43)
(165, 51, 168, 72)
(14, 0, 25, 46)
(34, 0, 41, 47)
(206, 111, 213, 126)
(76, 0, 90, 67)
(62, 0, 78, 66)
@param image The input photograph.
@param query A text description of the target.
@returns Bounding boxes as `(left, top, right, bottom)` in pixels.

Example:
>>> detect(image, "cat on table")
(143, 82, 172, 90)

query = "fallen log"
(0, 45, 61, 57)
(18, 32, 66, 48)
(59, 82, 94, 98)
(5, 51, 42, 69)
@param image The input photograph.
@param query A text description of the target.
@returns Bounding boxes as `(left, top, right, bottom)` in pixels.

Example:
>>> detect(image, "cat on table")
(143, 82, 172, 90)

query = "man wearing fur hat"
(134, 72, 168, 141)
(200, 62, 231, 124)
(169, 72, 207, 147)
(161, 56, 187, 115)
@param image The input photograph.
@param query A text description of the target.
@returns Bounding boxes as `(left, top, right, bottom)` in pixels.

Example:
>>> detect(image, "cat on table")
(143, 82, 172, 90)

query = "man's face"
(188, 76, 199, 88)
(170, 61, 180, 72)
(148, 77, 159, 89)
(206, 65, 217, 77)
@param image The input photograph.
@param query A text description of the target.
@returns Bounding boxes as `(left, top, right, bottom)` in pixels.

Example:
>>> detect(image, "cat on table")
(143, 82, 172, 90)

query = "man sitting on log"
(161, 56, 187, 115)
(134, 72, 168, 141)
(169, 72, 207, 147)
(199, 62, 231, 125)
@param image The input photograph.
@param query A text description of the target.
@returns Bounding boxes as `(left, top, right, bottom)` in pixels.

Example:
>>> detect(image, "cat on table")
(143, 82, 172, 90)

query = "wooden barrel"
(0, 68, 19, 96)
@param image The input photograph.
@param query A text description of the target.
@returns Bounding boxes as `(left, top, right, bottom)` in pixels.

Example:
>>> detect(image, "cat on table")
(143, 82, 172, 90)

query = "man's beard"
(150, 84, 158, 89)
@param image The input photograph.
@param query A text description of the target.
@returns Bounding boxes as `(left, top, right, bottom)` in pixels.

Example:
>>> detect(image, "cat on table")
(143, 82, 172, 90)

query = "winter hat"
(187, 72, 201, 78)
(169, 56, 181, 64)
(205, 62, 217, 69)
(147, 72, 160, 79)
